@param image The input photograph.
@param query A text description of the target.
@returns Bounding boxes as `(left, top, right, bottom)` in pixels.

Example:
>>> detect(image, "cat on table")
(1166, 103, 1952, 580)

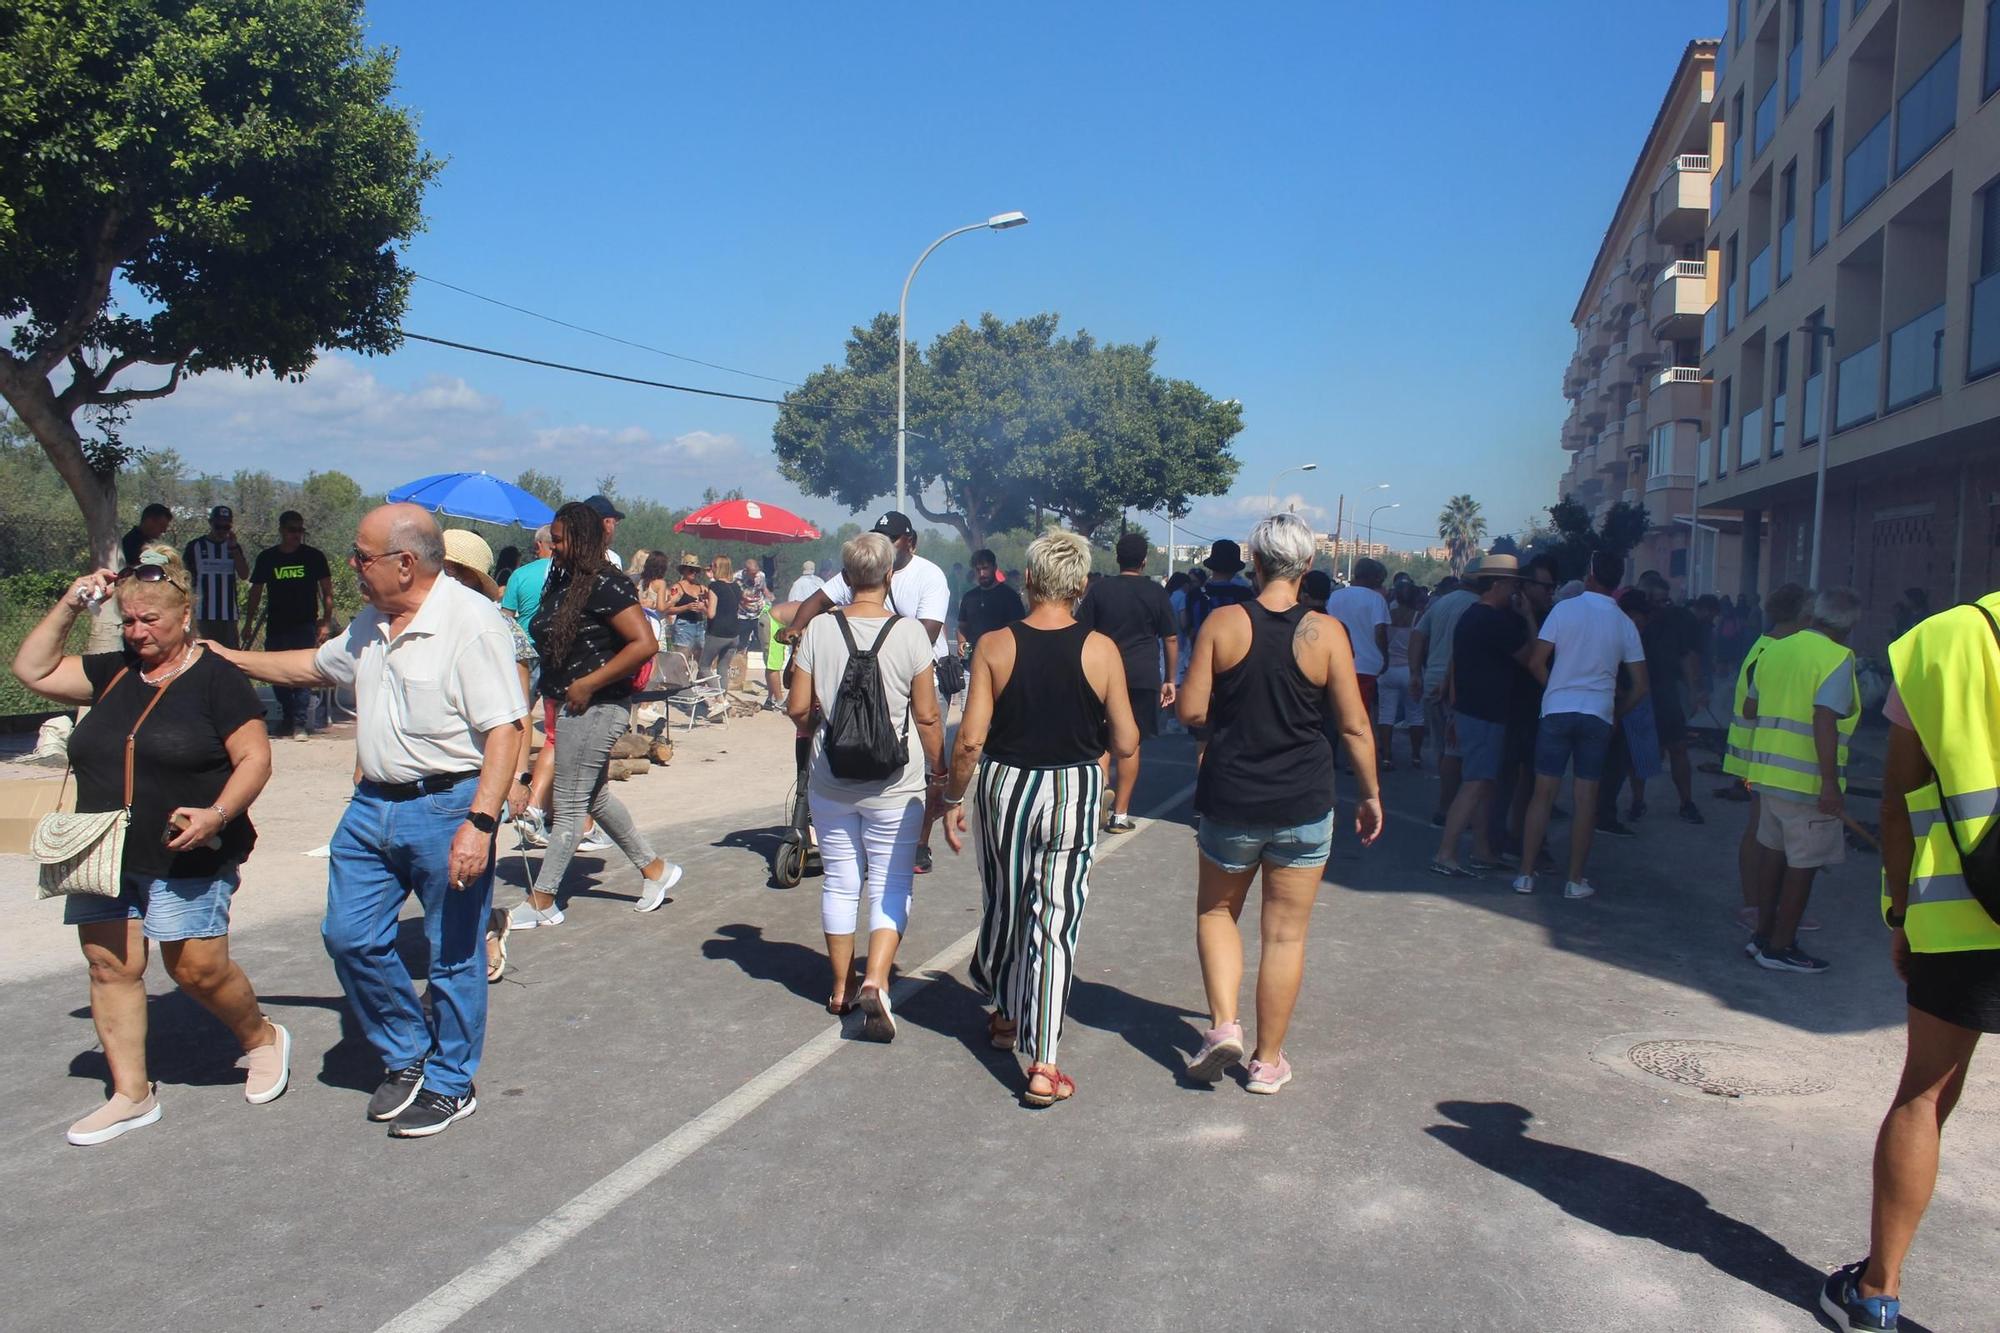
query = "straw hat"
(441, 529, 500, 600)
(1465, 552, 1523, 579)
(676, 551, 702, 570)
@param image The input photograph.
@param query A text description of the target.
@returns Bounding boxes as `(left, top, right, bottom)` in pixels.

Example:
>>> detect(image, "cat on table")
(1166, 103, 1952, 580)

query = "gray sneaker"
(507, 900, 564, 931)
(577, 828, 614, 853)
(635, 862, 684, 913)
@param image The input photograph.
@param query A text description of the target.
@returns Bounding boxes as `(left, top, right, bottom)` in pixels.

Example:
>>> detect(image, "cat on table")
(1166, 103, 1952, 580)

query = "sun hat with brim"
(1466, 553, 1523, 579)
(1203, 539, 1246, 575)
(441, 529, 500, 600)
(677, 551, 702, 570)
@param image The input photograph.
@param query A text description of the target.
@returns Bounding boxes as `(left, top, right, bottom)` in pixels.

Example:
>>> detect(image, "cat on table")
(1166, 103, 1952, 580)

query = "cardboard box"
(0, 774, 75, 855)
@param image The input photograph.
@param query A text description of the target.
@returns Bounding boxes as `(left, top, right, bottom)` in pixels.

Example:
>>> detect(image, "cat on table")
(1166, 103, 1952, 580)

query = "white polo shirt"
(1538, 589, 1646, 723)
(316, 574, 528, 784)
(820, 553, 952, 661)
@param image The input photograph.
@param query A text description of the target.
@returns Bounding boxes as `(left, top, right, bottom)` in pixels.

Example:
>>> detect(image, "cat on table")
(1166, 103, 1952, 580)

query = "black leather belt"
(368, 771, 481, 801)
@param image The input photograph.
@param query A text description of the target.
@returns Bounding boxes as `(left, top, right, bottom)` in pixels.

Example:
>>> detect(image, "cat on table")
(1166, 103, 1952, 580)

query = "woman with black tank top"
(1177, 513, 1383, 1096)
(943, 529, 1138, 1107)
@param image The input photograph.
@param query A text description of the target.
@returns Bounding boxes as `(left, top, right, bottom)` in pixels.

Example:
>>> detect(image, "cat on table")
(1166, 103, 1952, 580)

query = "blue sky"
(141, 0, 1717, 550)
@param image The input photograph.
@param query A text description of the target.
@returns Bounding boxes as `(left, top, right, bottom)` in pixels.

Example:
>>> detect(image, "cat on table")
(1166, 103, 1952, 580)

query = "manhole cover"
(1626, 1039, 1832, 1098)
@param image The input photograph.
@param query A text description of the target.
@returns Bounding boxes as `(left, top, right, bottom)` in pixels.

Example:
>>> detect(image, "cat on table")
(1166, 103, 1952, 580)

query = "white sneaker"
(507, 900, 564, 930)
(513, 807, 548, 849)
(1511, 874, 1536, 895)
(1564, 879, 1597, 900)
(577, 829, 614, 853)
(635, 861, 683, 913)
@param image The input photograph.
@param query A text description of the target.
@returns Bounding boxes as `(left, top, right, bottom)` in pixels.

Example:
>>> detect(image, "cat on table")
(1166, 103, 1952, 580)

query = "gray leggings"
(535, 698, 658, 899)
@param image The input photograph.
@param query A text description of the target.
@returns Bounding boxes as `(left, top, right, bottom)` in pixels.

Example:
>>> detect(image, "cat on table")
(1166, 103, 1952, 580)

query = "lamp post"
(1800, 317, 1838, 588)
(1338, 482, 1390, 579)
(897, 211, 1029, 515)
(1675, 415, 1706, 597)
(1354, 502, 1400, 581)
(1268, 462, 1318, 513)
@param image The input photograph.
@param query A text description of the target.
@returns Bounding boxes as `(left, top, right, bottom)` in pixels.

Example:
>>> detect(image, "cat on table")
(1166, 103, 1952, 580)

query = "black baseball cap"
(871, 511, 915, 542)
(583, 494, 625, 521)
(209, 505, 233, 524)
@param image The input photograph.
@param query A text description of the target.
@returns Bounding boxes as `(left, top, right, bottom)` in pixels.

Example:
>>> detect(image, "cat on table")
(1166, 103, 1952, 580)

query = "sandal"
(485, 907, 510, 983)
(988, 1012, 1018, 1051)
(826, 994, 856, 1016)
(1022, 1063, 1074, 1108)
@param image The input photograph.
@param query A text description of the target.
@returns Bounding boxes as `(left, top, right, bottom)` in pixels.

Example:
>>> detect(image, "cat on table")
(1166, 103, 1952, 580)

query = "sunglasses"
(116, 565, 172, 584)
(350, 547, 408, 569)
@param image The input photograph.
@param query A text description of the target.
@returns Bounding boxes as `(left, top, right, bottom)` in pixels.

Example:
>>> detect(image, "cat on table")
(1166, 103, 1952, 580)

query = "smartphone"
(164, 810, 224, 851)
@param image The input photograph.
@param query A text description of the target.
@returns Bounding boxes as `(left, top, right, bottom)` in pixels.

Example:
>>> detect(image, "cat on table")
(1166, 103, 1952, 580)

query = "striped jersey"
(185, 537, 240, 621)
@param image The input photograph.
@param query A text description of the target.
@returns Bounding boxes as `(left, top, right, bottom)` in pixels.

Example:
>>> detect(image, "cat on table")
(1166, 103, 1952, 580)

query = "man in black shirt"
(243, 510, 334, 738)
(1634, 571, 1704, 824)
(1430, 554, 1535, 875)
(1078, 532, 1180, 832)
(121, 503, 173, 568)
(956, 547, 1025, 652)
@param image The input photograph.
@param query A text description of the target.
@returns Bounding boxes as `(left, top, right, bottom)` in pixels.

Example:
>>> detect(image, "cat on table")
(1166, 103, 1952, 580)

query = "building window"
(1779, 163, 1798, 284)
(1738, 0, 1749, 50)
(1731, 92, 1745, 191)
(1987, 0, 2000, 100)
(1717, 378, 1733, 477)
(1895, 40, 1961, 177)
(1772, 333, 1790, 455)
(1812, 117, 1834, 252)
(1821, 0, 1840, 63)
(1725, 234, 1740, 332)
(1787, 0, 1806, 108)
(1971, 185, 2000, 380)
(1803, 310, 1828, 444)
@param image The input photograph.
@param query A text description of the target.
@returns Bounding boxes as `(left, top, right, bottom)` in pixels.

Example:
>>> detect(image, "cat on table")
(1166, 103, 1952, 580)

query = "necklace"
(140, 642, 200, 687)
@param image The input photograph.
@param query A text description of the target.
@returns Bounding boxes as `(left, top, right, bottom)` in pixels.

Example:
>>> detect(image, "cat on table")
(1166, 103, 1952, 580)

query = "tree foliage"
(1436, 494, 1488, 574)
(0, 0, 441, 571)
(772, 312, 1243, 550)
(1538, 495, 1651, 581)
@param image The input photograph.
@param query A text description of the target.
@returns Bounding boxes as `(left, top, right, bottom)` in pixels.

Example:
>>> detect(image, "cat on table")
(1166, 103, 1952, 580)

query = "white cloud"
(1198, 492, 1331, 526)
(128, 354, 837, 517)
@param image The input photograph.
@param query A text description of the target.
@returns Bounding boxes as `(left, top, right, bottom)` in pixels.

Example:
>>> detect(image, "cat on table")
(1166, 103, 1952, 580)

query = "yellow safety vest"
(1884, 592, 2000, 953)
(1722, 633, 1775, 778)
(1741, 629, 1858, 800)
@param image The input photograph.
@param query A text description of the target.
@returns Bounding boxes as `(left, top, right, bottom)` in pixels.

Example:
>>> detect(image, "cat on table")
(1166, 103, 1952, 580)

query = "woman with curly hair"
(506, 503, 681, 934)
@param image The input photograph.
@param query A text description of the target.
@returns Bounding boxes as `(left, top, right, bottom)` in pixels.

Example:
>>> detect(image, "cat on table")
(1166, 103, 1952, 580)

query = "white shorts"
(1755, 791, 1846, 869)
(1377, 667, 1417, 727)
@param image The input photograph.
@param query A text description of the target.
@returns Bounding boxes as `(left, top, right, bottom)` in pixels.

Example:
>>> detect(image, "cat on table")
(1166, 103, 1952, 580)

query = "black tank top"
(985, 622, 1108, 768)
(707, 580, 741, 635)
(1194, 601, 1337, 826)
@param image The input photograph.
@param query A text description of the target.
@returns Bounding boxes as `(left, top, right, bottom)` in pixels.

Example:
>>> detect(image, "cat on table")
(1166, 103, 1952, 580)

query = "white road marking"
(375, 778, 1197, 1333)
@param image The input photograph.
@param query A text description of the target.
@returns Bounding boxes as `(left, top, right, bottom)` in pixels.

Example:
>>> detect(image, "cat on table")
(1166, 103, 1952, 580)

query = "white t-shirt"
(1326, 585, 1391, 677)
(315, 575, 528, 784)
(1537, 590, 1646, 723)
(794, 610, 933, 808)
(787, 573, 825, 603)
(820, 554, 951, 661)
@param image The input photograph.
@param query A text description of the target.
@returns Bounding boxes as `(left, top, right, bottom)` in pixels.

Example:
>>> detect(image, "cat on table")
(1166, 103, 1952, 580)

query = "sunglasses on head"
(117, 565, 172, 583)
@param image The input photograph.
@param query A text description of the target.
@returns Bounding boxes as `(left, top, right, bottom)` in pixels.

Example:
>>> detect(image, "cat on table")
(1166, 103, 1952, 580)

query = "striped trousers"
(970, 758, 1103, 1066)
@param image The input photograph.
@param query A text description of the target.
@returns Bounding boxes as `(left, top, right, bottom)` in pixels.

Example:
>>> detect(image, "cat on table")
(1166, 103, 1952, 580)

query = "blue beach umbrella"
(386, 471, 556, 528)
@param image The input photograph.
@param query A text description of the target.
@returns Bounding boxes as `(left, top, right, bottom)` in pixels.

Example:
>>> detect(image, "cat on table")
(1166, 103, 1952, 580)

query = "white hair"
(801, 560, 816, 576)
(386, 509, 446, 573)
(841, 531, 895, 591)
(1025, 528, 1091, 606)
(1247, 512, 1316, 583)
(1814, 586, 1863, 632)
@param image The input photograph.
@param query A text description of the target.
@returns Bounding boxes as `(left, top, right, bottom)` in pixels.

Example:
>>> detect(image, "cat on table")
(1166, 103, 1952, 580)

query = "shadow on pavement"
(1067, 978, 1207, 1083)
(701, 923, 827, 1009)
(1424, 1101, 1928, 1330)
(893, 972, 1021, 1094)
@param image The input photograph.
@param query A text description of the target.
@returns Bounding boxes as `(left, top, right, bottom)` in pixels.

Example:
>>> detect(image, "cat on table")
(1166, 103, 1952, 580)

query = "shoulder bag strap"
(54, 665, 135, 812)
(122, 660, 186, 812)
(1931, 601, 2000, 857)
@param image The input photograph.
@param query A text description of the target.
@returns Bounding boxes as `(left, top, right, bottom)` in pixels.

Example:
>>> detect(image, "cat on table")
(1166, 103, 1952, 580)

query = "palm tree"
(1438, 494, 1488, 575)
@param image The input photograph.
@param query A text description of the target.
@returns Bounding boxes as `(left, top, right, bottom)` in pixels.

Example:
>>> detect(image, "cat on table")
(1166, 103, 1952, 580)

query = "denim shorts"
(64, 867, 241, 941)
(1197, 811, 1335, 872)
(1455, 713, 1508, 782)
(1534, 710, 1614, 782)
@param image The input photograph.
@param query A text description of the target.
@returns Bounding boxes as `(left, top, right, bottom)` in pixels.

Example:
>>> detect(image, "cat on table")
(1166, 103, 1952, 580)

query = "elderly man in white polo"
(213, 503, 527, 1139)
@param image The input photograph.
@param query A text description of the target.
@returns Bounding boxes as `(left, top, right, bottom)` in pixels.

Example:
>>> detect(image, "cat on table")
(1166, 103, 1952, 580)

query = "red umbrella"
(673, 498, 822, 546)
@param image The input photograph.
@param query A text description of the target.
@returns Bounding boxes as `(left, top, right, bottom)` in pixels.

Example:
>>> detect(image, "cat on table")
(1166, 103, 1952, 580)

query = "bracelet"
(210, 803, 231, 822)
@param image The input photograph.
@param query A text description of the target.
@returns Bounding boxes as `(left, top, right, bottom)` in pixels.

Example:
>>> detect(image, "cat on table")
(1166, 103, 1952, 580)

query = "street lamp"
(1352, 502, 1401, 581)
(1335, 482, 1389, 577)
(1800, 317, 1838, 588)
(1675, 415, 1706, 597)
(897, 211, 1029, 514)
(1268, 462, 1318, 512)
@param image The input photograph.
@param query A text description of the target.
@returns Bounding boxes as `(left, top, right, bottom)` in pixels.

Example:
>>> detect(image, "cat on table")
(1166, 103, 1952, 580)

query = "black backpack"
(822, 611, 910, 781)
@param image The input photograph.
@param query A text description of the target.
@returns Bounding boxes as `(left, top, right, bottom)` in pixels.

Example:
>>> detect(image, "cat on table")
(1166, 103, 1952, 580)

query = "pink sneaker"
(1185, 1021, 1244, 1083)
(67, 1087, 162, 1146)
(242, 1022, 291, 1104)
(1246, 1055, 1293, 1094)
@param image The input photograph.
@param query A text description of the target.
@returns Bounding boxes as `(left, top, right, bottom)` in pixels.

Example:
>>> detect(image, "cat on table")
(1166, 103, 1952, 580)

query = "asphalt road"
(2, 731, 1992, 1331)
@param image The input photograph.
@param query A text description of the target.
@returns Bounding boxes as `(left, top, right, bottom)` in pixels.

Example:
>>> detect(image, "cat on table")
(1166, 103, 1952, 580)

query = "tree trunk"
(0, 369, 125, 648)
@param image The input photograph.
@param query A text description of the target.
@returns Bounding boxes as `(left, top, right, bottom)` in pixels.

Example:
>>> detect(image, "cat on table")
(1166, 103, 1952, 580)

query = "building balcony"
(1643, 475, 1693, 531)
(1650, 260, 1708, 340)
(1624, 392, 1645, 426)
(1653, 155, 1712, 244)
(1647, 366, 1709, 425)
(1603, 350, 1635, 390)
(1627, 336, 1667, 372)
(1583, 318, 1612, 357)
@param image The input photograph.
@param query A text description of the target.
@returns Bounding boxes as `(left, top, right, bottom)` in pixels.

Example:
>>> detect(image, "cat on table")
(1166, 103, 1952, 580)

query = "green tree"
(513, 469, 565, 510)
(1437, 494, 1488, 574)
(1542, 495, 1651, 581)
(773, 311, 1242, 550)
(0, 0, 441, 574)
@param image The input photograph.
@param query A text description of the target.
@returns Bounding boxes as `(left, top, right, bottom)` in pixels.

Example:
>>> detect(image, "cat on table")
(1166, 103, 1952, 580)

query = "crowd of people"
(17, 495, 1999, 1331)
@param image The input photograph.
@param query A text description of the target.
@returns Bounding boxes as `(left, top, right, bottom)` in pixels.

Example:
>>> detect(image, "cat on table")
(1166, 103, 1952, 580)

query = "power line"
(412, 273, 801, 388)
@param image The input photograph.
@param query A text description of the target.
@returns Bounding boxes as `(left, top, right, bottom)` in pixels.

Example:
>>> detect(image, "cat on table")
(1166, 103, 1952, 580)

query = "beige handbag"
(31, 667, 178, 900)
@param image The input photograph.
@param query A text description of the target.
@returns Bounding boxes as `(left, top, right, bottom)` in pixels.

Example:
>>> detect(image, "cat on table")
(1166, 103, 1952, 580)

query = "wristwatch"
(1884, 906, 1907, 930)
(465, 810, 499, 835)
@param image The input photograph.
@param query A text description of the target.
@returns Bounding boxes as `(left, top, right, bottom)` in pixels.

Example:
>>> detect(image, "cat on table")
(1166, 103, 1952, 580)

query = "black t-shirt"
(249, 543, 331, 629)
(958, 582, 1026, 648)
(73, 651, 263, 880)
(1077, 574, 1179, 688)
(530, 565, 643, 701)
(120, 527, 148, 568)
(1450, 601, 1530, 724)
(707, 580, 742, 637)
(1642, 607, 1694, 708)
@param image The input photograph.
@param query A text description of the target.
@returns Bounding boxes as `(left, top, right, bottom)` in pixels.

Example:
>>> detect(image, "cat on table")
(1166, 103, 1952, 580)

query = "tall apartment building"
(1703, 0, 2000, 651)
(1559, 42, 1725, 588)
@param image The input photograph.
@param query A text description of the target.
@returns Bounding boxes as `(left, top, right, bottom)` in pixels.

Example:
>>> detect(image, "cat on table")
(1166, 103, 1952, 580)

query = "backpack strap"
(1930, 600, 2000, 858)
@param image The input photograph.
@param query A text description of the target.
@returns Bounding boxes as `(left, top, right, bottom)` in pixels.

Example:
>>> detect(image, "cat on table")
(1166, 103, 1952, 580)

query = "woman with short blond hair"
(11, 546, 285, 1144)
(944, 528, 1138, 1107)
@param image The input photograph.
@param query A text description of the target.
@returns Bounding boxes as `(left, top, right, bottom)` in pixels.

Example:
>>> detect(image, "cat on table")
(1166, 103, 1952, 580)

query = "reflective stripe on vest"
(1883, 593, 2000, 954)
(1741, 630, 1858, 799)
(1722, 636, 1773, 779)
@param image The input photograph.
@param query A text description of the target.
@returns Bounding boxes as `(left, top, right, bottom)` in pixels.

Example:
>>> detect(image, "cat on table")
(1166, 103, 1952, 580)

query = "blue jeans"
(265, 622, 319, 731)
(65, 867, 240, 941)
(1534, 711, 1614, 782)
(1196, 810, 1335, 872)
(324, 776, 493, 1097)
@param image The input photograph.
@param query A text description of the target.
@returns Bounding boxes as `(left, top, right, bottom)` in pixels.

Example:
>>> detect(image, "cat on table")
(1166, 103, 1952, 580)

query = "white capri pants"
(1377, 665, 1418, 728)
(809, 791, 924, 936)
